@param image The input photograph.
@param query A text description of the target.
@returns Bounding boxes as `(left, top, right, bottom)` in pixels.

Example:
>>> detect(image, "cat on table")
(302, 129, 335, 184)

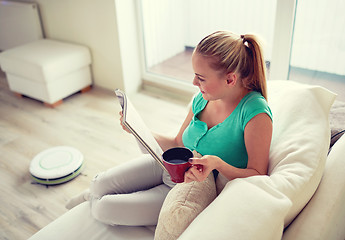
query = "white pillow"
(155, 152, 217, 240)
(283, 134, 345, 240)
(179, 80, 336, 239)
(268, 80, 335, 226)
(155, 172, 216, 240)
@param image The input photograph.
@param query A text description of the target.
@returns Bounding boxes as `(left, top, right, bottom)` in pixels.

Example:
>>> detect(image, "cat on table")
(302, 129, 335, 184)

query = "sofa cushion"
(179, 80, 336, 239)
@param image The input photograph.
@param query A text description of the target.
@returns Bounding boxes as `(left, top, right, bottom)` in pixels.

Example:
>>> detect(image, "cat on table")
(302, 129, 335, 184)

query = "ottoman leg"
(44, 99, 63, 108)
(81, 85, 92, 93)
(14, 92, 23, 98)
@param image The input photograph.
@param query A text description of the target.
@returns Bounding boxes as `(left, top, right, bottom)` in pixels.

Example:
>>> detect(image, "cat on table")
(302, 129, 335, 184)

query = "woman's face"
(192, 53, 228, 100)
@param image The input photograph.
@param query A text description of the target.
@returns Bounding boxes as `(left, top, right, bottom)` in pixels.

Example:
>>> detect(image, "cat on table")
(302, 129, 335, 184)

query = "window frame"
(135, 0, 297, 93)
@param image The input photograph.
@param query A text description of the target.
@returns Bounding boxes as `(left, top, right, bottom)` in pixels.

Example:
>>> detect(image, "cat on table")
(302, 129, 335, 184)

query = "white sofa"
(28, 80, 345, 240)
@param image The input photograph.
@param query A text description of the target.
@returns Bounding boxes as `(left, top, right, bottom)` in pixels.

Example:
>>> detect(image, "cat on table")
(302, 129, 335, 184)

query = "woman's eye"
(198, 77, 205, 82)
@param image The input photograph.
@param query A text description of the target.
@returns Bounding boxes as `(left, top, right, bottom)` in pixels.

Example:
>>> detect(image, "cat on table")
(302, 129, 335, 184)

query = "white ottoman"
(0, 39, 92, 107)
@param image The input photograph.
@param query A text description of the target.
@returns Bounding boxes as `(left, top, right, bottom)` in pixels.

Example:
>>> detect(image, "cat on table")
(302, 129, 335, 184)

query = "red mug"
(162, 147, 193, 183)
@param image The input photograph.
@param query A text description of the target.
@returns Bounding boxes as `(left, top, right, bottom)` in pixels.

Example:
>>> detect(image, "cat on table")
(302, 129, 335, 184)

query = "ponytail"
(241, 34, 267, 100)
(195, 31, 268, 100)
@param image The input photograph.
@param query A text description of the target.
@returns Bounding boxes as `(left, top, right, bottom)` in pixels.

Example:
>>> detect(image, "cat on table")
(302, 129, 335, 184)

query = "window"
(138, 0, 277, 90)
(136, 0, 345, 101)
(289, 0, 345, 101)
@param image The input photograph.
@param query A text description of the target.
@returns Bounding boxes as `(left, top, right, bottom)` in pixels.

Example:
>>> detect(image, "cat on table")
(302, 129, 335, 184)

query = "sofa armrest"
(28, 202, 154, 240)
(283, 134, 345, 240)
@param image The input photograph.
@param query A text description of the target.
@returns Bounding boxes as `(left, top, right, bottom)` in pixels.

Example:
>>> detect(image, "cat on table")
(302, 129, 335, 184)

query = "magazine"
(114, 89, 167, 172)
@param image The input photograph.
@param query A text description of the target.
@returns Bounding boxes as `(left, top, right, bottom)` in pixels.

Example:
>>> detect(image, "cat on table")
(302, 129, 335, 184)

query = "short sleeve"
(242, 93, 273, 130)
(192, 92, 207, 115)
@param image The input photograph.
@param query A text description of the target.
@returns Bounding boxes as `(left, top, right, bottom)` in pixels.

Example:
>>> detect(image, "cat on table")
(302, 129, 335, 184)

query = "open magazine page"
(115, 89, 166, 171)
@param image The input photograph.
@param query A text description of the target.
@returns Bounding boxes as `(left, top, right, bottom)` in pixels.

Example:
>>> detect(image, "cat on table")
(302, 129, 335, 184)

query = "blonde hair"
(195, 31, 267, 100)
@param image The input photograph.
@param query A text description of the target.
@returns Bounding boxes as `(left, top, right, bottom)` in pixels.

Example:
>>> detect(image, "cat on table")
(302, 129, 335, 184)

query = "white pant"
(89, 154, 174, 226)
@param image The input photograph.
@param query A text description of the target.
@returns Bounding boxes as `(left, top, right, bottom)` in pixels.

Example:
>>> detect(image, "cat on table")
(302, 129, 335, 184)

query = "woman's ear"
(226, 73, 237, 86)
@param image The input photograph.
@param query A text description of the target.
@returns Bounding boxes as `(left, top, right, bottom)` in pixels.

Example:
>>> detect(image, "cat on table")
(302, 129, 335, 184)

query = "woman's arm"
(153, 108, 194, 152)
(185, 113, 272, 182)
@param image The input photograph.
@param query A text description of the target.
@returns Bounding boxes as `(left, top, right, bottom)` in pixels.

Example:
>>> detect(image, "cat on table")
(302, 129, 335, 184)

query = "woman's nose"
(193, 76, 199, 86)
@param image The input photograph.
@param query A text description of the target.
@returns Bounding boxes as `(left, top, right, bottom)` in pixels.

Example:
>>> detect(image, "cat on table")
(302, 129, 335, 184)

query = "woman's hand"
(184, 155, 221, 183)
(119, 111, 131, 134)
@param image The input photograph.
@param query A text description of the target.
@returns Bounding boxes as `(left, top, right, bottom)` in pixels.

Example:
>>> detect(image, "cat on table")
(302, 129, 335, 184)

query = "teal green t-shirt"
(182, 91, 272, 169)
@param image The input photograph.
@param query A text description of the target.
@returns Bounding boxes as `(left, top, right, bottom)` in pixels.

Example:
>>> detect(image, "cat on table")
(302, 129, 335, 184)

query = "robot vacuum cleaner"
(30, 146, 84, 185)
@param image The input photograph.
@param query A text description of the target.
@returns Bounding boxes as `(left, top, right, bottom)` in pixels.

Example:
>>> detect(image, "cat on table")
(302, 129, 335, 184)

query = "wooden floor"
(0, 70, 189, 239)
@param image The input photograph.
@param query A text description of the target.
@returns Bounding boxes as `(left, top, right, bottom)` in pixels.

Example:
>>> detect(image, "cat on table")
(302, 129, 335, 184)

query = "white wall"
(0, 1, 44, 50)
(17, 0, 140, 92)
(269, 0, 296, 80)
(115, 0, 141, 94)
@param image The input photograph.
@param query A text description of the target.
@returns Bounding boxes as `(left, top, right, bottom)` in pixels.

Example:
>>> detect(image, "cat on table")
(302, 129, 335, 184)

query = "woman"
(66, 31, 272, 226)
(183, 31, 272, 183)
